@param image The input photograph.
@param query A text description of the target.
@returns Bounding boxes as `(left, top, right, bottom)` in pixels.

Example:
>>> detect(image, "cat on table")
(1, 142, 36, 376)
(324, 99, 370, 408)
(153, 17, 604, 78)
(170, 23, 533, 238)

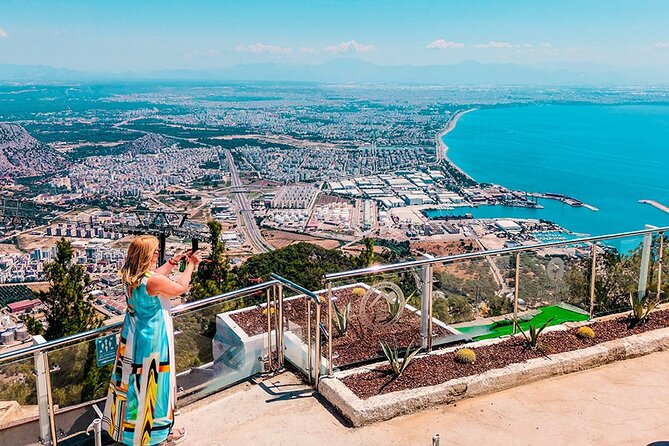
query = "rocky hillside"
(0, 123, 69, 177)
(117, 133, 175, 155)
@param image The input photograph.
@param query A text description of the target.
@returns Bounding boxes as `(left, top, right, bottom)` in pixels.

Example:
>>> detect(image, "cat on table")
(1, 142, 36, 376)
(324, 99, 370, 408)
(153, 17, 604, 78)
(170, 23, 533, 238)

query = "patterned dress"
(102, 272, 176, 446)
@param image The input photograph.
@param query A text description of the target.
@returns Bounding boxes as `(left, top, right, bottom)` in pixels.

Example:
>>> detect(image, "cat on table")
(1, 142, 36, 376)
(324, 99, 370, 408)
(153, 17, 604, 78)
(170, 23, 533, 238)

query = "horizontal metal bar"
(0, 280, 280, 363)
(269, 273, 321, 303)
(170, 280, 279, 314)
(324, 225, 669, 281)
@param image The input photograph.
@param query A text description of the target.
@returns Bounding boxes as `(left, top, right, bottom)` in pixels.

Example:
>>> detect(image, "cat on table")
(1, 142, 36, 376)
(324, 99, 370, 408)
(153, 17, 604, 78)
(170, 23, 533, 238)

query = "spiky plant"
(351, 287, 366, 297)
(386, 294, 402, 320)
(515, 317, 554, 350)
(454, 348, 476, 364)
(629, 291, 659, 327)
(333, 301, 351, 336)
(575, 326, 595, 339)
(380, 340, 421, 378)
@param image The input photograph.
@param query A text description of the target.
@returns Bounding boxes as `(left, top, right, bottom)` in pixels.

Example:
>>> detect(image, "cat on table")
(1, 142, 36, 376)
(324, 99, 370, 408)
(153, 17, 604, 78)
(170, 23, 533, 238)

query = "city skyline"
(1, 0, 669, 77)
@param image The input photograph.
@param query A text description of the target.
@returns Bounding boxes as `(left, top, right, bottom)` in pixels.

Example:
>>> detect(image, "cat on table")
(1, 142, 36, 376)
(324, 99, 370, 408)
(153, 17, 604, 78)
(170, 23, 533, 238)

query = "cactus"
(454, 348, 476, 364)
(351, 287, 366, 297)
(575, 326, 595, 339)
(629, 291, 659, 327)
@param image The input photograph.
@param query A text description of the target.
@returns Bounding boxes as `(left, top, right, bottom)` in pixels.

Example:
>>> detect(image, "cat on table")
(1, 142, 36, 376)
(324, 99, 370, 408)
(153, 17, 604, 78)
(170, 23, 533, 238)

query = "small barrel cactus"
(454, 348, 476, 364)
(351, 287, 366, 297)
(576, 326, 595, 339)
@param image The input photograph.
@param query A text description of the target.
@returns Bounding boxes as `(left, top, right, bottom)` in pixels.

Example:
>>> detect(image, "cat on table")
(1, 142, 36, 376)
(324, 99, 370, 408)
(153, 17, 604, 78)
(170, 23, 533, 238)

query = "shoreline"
(436, 108, 477, 162)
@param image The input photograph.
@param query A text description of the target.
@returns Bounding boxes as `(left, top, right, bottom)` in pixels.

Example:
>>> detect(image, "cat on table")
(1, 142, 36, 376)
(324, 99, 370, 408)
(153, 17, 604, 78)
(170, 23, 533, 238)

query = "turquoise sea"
(434, 104, 669, 242)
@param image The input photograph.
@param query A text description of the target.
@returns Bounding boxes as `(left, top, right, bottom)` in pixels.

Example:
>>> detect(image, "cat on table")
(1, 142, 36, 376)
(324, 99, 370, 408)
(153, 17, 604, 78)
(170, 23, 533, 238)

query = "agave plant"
(387, 294, 402, 320)
(629, 290, 659, 327)
(515, 317, 554, 350)
(333, 301, 351, 336)
(380, 340, 421, 378)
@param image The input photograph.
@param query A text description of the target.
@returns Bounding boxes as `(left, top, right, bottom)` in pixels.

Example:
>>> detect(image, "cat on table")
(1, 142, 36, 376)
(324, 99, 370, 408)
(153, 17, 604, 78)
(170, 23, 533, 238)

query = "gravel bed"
(229, 288, 450, 366)
(341, 308, 669, 400)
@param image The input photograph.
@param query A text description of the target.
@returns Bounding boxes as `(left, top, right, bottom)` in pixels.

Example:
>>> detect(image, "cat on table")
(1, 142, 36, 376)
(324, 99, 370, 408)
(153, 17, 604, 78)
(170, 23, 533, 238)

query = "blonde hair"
(120, 235, 159, 289)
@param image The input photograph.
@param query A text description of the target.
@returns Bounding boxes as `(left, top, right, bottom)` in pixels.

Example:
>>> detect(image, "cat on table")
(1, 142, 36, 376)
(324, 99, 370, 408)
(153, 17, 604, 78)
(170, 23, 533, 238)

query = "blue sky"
(1, 0, 669, 72)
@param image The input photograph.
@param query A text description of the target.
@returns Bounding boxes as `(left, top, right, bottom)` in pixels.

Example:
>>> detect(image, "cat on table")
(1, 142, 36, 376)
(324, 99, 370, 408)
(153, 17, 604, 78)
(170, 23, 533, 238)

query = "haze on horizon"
(1, 0, 669, 83)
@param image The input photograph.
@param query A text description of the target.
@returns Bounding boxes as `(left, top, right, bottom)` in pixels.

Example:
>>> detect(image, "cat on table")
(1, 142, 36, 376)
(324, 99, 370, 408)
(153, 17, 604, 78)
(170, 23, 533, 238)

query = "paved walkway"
(178, 350, 669, 446)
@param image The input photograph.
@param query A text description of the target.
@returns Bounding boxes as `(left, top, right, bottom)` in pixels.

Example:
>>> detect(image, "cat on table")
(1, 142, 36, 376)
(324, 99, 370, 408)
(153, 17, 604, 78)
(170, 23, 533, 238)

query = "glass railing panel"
(173, 291, 267, 405)
(446, 254, 517, 342)
(0, 354, 40, 445)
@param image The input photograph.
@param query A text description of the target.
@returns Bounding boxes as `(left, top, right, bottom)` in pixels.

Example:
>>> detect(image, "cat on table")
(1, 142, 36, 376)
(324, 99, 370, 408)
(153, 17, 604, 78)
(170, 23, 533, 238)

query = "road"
(224, 150, 274, 253)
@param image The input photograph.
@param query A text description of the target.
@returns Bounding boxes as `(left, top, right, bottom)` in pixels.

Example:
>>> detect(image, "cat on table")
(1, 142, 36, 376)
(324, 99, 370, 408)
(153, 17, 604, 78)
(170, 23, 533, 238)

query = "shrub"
(333, 301, 351, 336)
(380, 340, 421, 378)
(454, 348, 476, 364)
(387, 295, 402, 320)
(352, 287, 366, 297)
(575, 326, 595, 339)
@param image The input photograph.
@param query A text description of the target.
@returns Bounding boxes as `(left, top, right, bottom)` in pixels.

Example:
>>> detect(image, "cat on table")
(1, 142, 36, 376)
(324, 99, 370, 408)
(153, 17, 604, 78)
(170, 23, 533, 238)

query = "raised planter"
(319, 319, 669, 427)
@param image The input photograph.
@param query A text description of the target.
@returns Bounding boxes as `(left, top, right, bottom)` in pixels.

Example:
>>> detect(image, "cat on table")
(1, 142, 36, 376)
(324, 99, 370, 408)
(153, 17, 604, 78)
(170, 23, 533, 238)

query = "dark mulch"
(341, 308, 669, 400)
(228, 288, 450, 366)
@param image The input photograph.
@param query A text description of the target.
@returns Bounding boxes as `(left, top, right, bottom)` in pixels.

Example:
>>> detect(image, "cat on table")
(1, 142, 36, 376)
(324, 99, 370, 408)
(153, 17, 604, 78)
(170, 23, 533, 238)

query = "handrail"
(0, 280, 280, 363)
(323, 225, 669, 281)
(269, 273, 321, 303)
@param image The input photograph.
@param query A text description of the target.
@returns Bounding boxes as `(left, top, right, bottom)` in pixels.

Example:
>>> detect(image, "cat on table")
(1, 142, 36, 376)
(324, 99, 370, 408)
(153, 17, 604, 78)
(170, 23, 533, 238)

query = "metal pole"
(273, 284, 279, 367)
(158, 232, 167, 266)
(86, 418, 102, 446)
(432, 433, 440, 446)
(513, 253, 520, 334)
(657, 232, 664, 299)
(420, 265, 430, 350)
(33, 336, 52, 446)
(307, 298, 312, 384)
(427, 265, 434, 351)
(315, 300, 322, 387)
(327, 281, 333, 376)
(638, 226, 655, 298)
(43, 352, 58, 446)
(278, 283, 284, 367)
(589, 242, 598, 319)
(266, 288, 272, 371)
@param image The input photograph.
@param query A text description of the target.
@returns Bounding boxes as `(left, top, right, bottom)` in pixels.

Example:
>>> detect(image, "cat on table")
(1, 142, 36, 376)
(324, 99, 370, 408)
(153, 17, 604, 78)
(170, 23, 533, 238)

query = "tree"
(19, 314, 44, 336)
(37, 238, 100, 340)
(188, 220, 237, 302)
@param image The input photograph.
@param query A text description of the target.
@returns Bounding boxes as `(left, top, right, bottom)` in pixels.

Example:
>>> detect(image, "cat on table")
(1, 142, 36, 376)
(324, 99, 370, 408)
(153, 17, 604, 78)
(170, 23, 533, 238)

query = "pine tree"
(38, 238, 100, 340)
(357, 237, 376, 269)
(188, 220, 236, 301)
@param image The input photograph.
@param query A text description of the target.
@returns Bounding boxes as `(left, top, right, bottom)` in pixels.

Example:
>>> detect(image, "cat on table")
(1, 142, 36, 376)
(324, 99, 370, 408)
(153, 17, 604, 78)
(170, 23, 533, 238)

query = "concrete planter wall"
(319, 325, 669, 427)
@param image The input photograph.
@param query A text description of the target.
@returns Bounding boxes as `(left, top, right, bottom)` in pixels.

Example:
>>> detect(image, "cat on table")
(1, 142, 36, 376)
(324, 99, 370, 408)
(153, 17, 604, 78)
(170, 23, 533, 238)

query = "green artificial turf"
(457, 304, 589, 340)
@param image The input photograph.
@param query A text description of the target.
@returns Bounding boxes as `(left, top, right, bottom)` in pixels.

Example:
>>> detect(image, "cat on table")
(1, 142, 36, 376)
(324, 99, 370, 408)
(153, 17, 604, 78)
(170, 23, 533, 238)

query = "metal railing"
(0, 279, 283, 446)
(320, 225, 668, 377)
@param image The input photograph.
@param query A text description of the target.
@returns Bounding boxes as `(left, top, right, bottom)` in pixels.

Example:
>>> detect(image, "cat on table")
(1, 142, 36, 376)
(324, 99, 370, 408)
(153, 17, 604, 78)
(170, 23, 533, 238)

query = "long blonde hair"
(120, 235, 159, 289)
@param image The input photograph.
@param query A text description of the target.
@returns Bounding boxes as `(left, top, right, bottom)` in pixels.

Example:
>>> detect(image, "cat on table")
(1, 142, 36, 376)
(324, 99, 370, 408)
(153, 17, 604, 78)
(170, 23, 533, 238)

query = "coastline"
(436, 108, 477, 182)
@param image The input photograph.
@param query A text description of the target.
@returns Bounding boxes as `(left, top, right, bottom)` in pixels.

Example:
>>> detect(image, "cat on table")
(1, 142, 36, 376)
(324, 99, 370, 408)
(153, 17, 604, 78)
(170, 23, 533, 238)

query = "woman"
(102, 235, 202, 445)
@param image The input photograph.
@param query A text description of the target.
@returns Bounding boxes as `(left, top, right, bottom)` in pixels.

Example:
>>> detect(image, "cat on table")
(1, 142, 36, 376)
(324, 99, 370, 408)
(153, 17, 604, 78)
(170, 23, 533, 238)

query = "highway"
(224, 150, 274, 253)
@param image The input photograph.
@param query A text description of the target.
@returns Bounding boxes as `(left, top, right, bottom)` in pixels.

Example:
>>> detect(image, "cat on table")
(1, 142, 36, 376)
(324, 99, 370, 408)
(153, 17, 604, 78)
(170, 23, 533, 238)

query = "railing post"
(513, 253, 520, 334)
(314, 298, 321, 387)
(589, 242, 598, 319)
(33, 335, 57, 446)
(432, 433, 441, 446)
(658, 232, 664, 298)
(420, 265, 430, 350)
(638, 226, 655, 298)
(278, 283, 284, 368)
(306, 297, 312, 384)
(327, 281, 333, 376)
(266, 288, 273, 371)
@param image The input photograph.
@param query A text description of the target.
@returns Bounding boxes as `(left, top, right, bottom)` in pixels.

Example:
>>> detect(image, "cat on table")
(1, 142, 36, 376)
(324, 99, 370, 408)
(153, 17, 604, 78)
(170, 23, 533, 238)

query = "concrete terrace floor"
(178, 350, 669, 446)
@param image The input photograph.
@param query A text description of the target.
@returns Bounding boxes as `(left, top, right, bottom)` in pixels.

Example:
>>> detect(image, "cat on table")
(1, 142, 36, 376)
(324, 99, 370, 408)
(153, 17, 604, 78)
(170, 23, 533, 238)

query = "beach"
(435, 108, 477, 161)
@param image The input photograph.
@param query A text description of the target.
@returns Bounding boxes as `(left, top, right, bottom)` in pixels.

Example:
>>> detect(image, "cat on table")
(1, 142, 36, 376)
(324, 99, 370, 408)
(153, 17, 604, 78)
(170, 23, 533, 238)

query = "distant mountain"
(115, 133, 175, 155)
(0, 61, 657, 85)
(0, 123, 69, 177)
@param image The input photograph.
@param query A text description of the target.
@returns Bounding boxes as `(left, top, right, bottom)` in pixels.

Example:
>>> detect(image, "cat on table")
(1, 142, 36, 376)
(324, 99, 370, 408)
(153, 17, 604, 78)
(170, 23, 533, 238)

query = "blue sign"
(96, 333, 118, 367)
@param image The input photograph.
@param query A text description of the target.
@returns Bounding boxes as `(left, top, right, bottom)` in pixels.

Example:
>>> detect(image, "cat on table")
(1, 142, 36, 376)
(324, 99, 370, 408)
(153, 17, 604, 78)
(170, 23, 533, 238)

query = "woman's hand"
(169, 250, 187, 265)
(187, 250, 204, 265)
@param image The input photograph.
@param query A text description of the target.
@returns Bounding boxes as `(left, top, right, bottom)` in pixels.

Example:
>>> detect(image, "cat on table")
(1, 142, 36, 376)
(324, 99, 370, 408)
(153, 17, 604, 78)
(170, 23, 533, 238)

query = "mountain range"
(0, 60, 663, 85)
(0, 123, 69, 177)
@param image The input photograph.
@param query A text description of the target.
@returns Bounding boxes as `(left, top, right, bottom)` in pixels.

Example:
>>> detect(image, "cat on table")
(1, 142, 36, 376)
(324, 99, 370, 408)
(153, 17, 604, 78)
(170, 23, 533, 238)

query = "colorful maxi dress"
(102, 272, 176, 446)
